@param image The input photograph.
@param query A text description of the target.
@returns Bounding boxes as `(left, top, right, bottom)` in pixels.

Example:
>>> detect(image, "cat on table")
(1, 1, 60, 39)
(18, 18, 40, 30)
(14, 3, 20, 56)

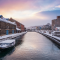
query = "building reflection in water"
(0, 37, 24, 60)
(0, 47, 15, 60)
(0, 32, 60, 60)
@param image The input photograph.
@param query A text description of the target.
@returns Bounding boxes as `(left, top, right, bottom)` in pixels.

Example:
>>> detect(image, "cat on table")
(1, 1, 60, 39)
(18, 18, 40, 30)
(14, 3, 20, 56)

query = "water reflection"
(15, 39, 24, 46)
(0, 32, 60, 60)
(0, 36, 24, 60)
(0, 47, 15, 60)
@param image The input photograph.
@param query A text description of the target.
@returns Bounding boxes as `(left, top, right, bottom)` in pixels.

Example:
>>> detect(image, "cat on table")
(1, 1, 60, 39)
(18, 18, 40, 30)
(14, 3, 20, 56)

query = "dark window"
(13, 27, 14, 29)
(6, 26, 9, 29)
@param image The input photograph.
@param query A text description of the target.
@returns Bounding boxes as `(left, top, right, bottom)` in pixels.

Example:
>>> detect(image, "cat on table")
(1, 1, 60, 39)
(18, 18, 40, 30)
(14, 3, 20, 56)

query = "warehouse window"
(6, 26, 9, 29)
(13, 27, 14, 29)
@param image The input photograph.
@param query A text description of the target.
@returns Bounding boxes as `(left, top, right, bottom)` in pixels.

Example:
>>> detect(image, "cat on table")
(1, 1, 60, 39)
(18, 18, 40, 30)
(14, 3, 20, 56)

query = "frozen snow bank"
(16, 28, 21, 31)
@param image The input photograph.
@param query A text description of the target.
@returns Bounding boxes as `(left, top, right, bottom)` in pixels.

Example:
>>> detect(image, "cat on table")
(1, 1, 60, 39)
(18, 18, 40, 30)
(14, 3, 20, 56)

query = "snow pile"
(16, 28, 21, 31)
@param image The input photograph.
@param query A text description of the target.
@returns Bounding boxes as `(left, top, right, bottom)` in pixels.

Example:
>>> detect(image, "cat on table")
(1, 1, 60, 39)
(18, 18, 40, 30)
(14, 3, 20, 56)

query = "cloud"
(36, 10, 60, 19)
(0, 0, 60, 15)
(21, 10, 60, 27)
(56, 5, 60, 8)
(0, 0, 60, 27)
(0, 0, 41, 11)
(0, 0, 60, 12)
(17, 18, 51, 27)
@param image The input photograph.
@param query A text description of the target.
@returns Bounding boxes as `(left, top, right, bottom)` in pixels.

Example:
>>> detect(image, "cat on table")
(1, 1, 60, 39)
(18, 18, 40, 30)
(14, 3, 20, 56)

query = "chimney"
(57, 16, 60, 19)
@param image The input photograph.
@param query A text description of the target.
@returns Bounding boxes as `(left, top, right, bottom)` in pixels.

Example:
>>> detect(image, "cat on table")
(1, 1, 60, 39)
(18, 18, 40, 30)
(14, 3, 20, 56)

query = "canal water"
(0, 32, 60, 60)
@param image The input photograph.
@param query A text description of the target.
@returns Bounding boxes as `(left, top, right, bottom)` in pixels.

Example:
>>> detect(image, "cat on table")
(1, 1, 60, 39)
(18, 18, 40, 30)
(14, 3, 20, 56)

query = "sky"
(0, 0, 60, 27)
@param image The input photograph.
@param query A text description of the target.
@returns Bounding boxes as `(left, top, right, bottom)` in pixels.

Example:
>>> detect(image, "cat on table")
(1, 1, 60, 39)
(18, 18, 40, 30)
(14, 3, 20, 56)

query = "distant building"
(41, 23, 51, 30)
(52, 16, 60, 31)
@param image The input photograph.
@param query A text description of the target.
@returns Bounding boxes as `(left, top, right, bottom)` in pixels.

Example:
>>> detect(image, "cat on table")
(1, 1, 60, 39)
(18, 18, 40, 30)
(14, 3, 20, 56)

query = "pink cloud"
(0, 0, 40, 11)
(0, 0, 60, 12)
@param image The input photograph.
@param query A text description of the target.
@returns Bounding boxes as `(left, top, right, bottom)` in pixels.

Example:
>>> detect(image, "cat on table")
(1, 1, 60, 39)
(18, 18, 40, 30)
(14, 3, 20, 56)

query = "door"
(6, 30, 9, 35)
(12, 30, 14, 34)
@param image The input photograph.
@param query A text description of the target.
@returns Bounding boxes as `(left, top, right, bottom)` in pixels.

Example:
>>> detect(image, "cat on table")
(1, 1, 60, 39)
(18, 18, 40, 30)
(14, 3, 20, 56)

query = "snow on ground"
(39, 30, 60, 40)
(0, 32, 26, 40)
(16, 28, 21, 31)
(44, 32, 60, 40)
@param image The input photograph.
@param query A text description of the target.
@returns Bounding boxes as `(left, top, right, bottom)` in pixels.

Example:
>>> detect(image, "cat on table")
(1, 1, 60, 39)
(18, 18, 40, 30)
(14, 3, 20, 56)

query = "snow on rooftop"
(0, 18, 16, 25)
(0, 15, 2, 16)
(16, 28, 21, 31)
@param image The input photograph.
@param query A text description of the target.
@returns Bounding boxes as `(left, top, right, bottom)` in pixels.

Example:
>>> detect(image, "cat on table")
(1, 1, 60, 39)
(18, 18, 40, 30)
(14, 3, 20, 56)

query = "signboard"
(40, 27, 41, 29)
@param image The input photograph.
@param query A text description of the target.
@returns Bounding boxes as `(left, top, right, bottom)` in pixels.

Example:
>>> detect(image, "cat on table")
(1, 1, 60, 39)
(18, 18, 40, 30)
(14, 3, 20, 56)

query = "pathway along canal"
(0, 32, 60, 60)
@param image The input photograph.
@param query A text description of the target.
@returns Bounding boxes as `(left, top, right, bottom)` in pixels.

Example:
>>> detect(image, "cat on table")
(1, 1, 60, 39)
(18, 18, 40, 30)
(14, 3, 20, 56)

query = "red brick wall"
(9, 18, 25, 32)
(9, 18, 15, 22)
(21, 24, 25, 32)
(15, 21, 20, 29)
(9, 18, 21, 29)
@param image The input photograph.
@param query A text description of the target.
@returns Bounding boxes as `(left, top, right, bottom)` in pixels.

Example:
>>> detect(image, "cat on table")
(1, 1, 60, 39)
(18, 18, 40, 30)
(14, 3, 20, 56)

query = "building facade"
(39, 23, 51, 30)
(0, 18, 16, 36)
(9, 18, 25, 32)
(21, 24, 25, 32)
(52, 16, 60, 31)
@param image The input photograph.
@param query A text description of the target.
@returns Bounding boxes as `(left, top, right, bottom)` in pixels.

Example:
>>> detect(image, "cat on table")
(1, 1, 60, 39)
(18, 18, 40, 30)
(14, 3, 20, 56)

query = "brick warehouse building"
(52, 16, 60, 31)
(15, 20, 21, 33)
(21, 24, 25, 32)
(0, 18, 16, 36)
(9, 18, 25, 32)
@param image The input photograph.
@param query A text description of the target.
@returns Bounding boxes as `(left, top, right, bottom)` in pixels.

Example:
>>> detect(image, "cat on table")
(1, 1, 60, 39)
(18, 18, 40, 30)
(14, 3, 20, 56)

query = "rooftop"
(0, 18, 16, 25)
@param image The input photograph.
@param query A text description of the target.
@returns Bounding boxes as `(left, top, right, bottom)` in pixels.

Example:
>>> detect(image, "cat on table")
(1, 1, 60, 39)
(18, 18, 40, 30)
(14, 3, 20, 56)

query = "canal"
(0, 32, 60, 60)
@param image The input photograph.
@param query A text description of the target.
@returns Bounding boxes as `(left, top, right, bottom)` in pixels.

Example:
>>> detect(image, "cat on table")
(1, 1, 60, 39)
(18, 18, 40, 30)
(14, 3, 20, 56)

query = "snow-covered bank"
(0, 32, 27, 40)
(37, 30, 60, 45)
(43, 33, 60, 40)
